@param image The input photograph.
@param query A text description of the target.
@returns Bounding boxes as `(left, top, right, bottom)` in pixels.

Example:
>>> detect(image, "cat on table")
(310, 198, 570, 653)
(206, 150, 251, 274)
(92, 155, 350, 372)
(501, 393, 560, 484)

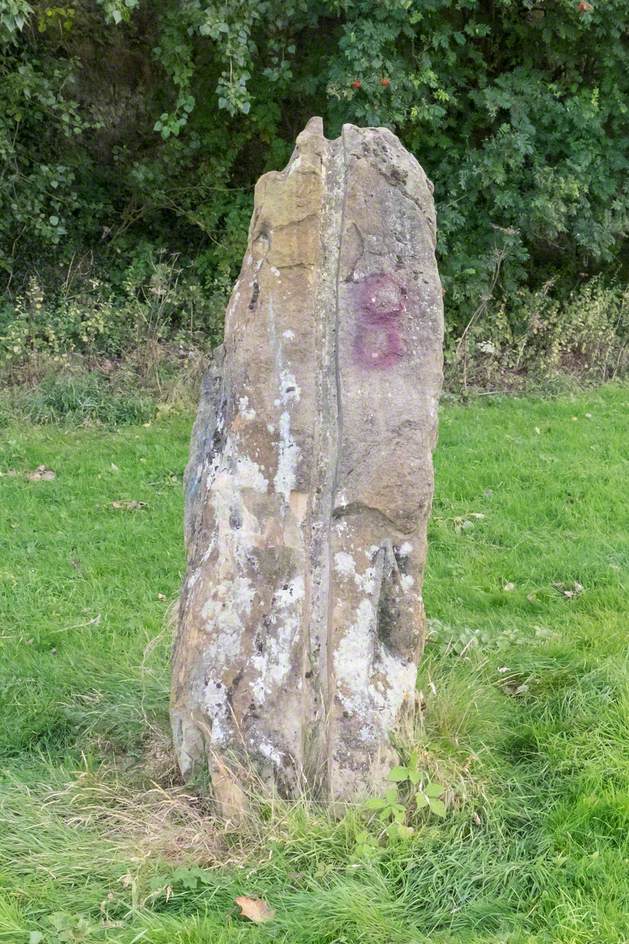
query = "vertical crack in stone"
(302, 129, 346, 796)
(324, 127, 350, 795)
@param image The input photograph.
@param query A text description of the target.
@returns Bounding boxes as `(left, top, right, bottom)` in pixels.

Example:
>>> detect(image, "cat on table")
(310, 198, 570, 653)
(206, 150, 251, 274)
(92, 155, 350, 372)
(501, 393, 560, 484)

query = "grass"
(0, 383, 627, 944)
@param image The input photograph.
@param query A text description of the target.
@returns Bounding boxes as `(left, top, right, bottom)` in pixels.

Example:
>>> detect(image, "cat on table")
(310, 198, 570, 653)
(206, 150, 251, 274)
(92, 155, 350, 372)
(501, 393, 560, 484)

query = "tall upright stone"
(171, 118, 443, 813)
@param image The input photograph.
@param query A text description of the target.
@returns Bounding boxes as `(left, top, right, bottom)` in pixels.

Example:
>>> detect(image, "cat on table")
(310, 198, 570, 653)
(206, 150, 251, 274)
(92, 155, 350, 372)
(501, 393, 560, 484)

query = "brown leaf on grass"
(26, 465, 56, 481)
(111, 500, 147, 511)
(234, 896, 276, 924)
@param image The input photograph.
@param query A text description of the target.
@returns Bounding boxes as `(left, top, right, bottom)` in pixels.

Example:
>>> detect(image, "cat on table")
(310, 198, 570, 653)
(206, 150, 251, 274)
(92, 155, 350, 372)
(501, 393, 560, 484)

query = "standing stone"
(171, 118, 443, 813)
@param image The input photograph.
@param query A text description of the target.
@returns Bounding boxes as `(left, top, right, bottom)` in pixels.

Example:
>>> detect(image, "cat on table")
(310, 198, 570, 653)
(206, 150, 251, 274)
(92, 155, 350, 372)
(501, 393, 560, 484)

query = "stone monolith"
(171, 118, 443, 813)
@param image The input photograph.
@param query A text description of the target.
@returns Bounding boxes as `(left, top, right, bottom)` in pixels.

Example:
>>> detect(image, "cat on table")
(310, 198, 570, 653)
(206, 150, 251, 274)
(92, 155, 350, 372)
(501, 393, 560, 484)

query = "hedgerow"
(1, 0, 627, 358)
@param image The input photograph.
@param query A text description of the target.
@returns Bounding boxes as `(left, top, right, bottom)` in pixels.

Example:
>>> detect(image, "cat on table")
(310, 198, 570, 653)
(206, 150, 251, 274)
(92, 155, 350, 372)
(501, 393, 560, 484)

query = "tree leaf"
(428, 797, 447, 818)
(425, 782, 445, 798)
(234, 896, 275, 924)
(365, 796, 389, 811)
(415, 791, 429, 808)
(387, 765, 409, 782)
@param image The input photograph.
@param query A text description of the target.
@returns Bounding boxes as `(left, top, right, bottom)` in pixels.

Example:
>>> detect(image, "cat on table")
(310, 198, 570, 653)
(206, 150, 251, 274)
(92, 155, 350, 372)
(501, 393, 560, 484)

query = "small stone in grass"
(26, 465, 56, 481)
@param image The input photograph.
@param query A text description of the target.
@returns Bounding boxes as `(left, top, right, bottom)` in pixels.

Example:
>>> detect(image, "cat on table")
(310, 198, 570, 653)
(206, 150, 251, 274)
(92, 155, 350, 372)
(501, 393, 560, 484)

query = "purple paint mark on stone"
(352, 273, 407, 370)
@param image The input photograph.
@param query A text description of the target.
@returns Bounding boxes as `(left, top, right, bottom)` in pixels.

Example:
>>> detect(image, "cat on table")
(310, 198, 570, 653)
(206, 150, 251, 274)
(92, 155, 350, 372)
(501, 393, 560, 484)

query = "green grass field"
(1, 384, 627, 944)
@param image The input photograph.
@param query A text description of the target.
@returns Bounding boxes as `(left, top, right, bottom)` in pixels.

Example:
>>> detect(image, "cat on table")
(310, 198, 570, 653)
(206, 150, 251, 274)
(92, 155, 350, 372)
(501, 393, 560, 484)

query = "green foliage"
(0, 253, 224, 373)
(0, 0, 627, 343)
(447, 275, 629, 390)
(363, 754, 448, 843)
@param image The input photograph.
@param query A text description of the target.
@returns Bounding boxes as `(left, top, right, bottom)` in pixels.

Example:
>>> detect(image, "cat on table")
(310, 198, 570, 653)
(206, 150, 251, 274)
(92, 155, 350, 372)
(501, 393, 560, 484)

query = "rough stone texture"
(171, 118, 443, 812)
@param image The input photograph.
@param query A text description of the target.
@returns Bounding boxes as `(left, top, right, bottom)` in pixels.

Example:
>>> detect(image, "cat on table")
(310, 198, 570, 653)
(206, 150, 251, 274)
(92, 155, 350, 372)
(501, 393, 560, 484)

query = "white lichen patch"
(274, 410, 300, 503)
(204, 678, 230, 746)
(334, 599, 375, 706)
(279, 368, 301, 404)
(258, 739, 284, 766)
(238, 396, 256, 421)
(334, 551, 376, 594)
(334, 551, 355, 576)
(251, 576, 304, 704)
(374, 650, 418, 729)
(273, 576, 305, 609)
(251, 612, 300, 704)
(334, 597, 417, 735)
(282, 329, 295, 340)
(398, 541, 413, 557)
(400, 574, 415, 591)
(200, 436, 268, 686)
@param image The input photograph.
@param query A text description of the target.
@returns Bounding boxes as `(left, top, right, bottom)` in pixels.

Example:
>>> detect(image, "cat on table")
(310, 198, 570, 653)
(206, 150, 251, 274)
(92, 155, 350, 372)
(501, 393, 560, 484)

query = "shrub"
(448, 277, 628, 391)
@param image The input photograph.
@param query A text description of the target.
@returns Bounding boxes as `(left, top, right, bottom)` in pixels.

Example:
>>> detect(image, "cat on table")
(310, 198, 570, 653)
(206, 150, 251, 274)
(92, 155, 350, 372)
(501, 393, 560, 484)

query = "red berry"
(351, 79, 361, 90)
(380, 77, 391, 87)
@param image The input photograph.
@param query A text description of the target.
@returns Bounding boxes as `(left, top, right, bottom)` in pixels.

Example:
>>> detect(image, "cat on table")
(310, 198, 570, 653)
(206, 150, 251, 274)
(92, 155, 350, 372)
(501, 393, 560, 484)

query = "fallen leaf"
(111, 500, 147, 511)
(26, 465, 56, 481)
(503, 582, 516, 592)
(0, 469, 18, 477)
(234, 896, 275, 924)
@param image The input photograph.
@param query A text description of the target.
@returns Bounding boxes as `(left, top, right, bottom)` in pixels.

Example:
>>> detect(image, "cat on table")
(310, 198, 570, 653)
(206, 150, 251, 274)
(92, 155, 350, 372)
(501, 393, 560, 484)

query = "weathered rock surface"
(171, 118, 443, 812)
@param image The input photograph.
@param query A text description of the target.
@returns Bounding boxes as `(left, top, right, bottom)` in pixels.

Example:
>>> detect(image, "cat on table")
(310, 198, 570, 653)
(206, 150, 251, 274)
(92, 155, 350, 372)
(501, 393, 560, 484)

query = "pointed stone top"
(302, 116, 324, 135)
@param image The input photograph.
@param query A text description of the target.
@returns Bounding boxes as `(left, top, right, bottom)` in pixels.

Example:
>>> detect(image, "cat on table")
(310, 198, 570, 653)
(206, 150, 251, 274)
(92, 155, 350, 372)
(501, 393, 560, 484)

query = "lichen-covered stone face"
(171, 117, 443, 814)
